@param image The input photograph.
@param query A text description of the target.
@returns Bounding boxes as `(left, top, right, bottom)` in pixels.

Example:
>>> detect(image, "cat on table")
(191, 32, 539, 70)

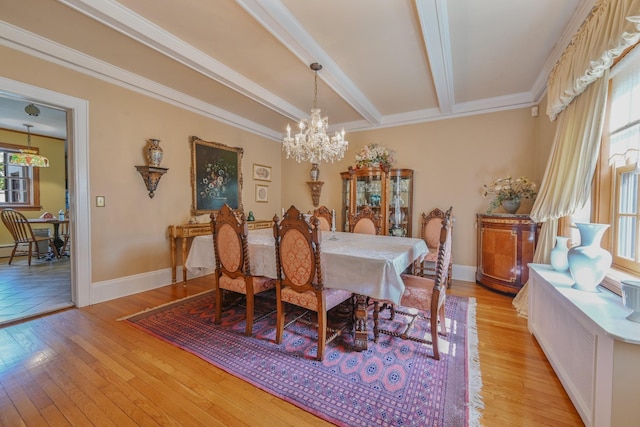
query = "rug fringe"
(117, 290, 213, 321)
(466, 297, 484, 427)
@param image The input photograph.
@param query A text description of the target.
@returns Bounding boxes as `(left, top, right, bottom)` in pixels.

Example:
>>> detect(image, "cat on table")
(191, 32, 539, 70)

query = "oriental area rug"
(124, 290, 483, 426)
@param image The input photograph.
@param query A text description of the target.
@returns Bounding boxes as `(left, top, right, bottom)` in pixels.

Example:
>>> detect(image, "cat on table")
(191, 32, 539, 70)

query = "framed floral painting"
(190, 136, 243, 215)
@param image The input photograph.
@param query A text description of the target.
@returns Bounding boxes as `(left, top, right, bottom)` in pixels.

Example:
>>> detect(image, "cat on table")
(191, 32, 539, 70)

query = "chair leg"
(316, 309, 327, 361)
(275, 291, 284, 344)
(430, 310, 440, 360)
(28, 242, 33, 265)
(245, 291, 254, 337)
(215, 285, 224, 325)
(8, 244, 17, 265)
(438, 301, 447, 336)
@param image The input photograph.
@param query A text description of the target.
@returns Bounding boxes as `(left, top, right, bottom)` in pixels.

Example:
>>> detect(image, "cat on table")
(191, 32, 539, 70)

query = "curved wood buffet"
(476, 214, 538, 294)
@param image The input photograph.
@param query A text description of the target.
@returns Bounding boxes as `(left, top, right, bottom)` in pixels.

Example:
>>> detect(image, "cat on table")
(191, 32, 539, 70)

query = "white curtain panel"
(546, 0, 640, 122)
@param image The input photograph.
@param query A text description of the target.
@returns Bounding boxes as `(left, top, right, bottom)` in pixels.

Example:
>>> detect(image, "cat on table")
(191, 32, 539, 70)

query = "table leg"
(181, 237, 188, 286)
(170, 234, 177, 284)
(52, 223, 63, 255)
(352, 293, 369, 351)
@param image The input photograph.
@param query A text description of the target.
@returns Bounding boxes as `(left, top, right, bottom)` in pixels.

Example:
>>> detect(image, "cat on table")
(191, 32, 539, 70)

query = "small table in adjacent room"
(27, 217, 69, 256)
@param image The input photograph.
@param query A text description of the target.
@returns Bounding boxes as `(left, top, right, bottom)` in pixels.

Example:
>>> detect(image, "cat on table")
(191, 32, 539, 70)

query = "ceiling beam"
(236, 0, 382, 125)
(415, 0, 454, 115)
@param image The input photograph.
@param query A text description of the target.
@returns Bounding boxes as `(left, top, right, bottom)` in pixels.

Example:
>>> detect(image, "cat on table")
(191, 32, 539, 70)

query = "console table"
(528, 264, 640, 427)
(169, 220, 272, 284)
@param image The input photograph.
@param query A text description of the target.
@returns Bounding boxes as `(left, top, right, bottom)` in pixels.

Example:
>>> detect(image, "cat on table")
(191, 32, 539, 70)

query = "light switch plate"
(96, 196, 105, 207)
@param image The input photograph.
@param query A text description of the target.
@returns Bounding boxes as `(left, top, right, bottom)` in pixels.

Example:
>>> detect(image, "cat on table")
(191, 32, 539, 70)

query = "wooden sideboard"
(169, 220, 272, 284)
(476, 214, 538, 294)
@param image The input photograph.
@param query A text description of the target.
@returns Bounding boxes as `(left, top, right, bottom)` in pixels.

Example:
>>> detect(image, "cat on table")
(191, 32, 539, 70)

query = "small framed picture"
(253, 163, 272, 181)
(255, 184, 269, 203)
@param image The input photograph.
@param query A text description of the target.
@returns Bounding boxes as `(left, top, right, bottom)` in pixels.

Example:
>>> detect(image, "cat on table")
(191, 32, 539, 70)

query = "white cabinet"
(528, 264, 640, 427)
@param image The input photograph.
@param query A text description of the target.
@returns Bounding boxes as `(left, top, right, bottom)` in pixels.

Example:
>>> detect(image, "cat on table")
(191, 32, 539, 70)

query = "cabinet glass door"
(388, 170, 413, 237)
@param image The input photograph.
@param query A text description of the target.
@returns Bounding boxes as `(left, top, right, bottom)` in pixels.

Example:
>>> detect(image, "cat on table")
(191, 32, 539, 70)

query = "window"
(604, 46, 640, 276)
(0, 142, 41, 208)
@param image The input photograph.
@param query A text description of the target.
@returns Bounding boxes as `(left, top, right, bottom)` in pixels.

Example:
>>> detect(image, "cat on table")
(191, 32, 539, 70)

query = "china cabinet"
(340, 167, 413, 236)
(476, 214, 538, 294)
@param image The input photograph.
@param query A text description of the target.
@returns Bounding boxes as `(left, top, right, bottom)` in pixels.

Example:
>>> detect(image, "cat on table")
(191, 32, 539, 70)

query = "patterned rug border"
(125, 293, 483, 426)
(116, 290, 213, 321)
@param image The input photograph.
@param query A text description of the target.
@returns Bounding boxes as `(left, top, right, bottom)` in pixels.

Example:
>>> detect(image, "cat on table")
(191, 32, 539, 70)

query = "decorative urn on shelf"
(145, 138, 164, 167)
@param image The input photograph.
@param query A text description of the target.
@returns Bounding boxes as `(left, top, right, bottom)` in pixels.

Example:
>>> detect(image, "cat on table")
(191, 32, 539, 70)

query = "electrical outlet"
(96, 196, 105, 207)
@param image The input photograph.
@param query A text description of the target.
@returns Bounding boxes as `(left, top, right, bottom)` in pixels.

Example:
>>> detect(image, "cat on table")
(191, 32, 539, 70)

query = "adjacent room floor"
(0, 254, 72, 326)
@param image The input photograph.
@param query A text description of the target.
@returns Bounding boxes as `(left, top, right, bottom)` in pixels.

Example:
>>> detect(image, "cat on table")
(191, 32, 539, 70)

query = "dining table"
(185, 228, 428, 351)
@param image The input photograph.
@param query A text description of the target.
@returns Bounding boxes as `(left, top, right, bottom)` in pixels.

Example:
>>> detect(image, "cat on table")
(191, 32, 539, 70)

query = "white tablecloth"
(185, 228, 428, 305)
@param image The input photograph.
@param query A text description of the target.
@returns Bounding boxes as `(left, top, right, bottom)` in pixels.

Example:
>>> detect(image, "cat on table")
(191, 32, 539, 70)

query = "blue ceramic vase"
(549, 236, 570, 272)
(567, 223, 611, 292)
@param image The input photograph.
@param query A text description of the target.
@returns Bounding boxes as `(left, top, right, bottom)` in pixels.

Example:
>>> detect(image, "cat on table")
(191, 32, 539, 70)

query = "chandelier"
(9, 124, 50, 168)
(282, 63, 348, 166)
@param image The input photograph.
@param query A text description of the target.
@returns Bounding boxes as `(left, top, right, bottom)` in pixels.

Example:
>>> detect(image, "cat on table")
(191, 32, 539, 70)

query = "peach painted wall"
(1, 46, 282, 282)
(282, 108, 544, 271)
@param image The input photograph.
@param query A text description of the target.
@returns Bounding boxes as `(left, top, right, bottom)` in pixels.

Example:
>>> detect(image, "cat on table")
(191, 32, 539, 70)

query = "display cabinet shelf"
(340, 167, 413, 236)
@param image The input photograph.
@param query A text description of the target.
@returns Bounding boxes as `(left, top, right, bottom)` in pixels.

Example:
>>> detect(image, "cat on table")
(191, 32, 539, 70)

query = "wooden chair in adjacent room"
(1, 208, 59, 265)
(211, 204, 276, 336)
(349, 205, 381, 235)
(414, 207, 454, 288)
(273, 205, 353, 361)
(59, 209, 71, 257)
(373, 206, 453, 360)
(312, 205, 333, 231)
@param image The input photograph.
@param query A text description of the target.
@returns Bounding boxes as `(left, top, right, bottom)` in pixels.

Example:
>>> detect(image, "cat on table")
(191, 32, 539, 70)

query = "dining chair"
(1, 208, 60, 265)
(349, 205, 381, 235)
(312, 205, 333, 231)
(273, 205, 353, 361)
(413, 207, 454, 288)
(211, 204, 276, 336)
(373, 206, 453, 360)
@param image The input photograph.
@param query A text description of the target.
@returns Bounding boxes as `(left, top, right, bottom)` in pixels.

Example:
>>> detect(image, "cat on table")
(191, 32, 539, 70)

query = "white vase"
(549, 236, 570, 272)
(567, 223, 612, 292)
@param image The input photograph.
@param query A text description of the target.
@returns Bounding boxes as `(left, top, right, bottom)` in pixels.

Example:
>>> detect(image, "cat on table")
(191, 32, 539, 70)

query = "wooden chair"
(273, 205, 353, 361)
(312, 205, 333, 231)
(349, 205, 381, 235)
(373, 206, 453, 360)
(211, 204, 276, 336)
(1, 208, 59, 265)
(414, 207, 454, 288)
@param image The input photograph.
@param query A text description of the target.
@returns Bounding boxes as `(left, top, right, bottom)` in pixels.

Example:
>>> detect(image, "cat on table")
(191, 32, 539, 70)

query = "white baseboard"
(90, 266, 214, 305)
(453, 264, 476, 283)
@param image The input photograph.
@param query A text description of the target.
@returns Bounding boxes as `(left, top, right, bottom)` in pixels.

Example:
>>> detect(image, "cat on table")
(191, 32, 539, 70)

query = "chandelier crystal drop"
(282, 63, 348, 164)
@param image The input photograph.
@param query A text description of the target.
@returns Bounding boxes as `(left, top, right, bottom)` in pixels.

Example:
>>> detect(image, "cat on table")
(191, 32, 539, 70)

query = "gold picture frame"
(190, 136, 243, 215)
(255, 184, 268, 203)
(253, 163, 272, 181)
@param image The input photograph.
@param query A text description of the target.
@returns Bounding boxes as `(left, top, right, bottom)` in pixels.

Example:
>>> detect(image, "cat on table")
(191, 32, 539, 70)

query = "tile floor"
(0, 254, 72, 326)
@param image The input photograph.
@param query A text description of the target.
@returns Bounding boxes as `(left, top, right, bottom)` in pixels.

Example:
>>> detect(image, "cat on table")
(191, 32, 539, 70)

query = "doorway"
(0, 76, 92, 313)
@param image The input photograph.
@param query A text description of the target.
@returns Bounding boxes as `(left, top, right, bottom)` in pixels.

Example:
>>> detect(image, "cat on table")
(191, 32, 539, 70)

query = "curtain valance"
(547, 0, 640, 121)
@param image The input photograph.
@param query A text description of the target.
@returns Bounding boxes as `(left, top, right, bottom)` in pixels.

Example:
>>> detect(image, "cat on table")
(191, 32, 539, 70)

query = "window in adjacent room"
(0, 142, 41, 208)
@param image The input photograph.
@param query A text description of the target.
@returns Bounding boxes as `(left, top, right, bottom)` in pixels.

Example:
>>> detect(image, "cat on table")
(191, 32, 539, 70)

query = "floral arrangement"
(199, 158, 234, 199)
(354, 143, 394, 170)
(482, 176, 537, 213)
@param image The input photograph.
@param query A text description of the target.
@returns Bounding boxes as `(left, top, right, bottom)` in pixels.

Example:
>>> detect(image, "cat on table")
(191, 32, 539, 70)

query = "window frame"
(0, 141, 42, 210)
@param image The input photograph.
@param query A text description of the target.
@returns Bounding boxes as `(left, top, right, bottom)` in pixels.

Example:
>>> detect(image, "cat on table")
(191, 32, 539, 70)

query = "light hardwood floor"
(0, 277, 583, 426)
